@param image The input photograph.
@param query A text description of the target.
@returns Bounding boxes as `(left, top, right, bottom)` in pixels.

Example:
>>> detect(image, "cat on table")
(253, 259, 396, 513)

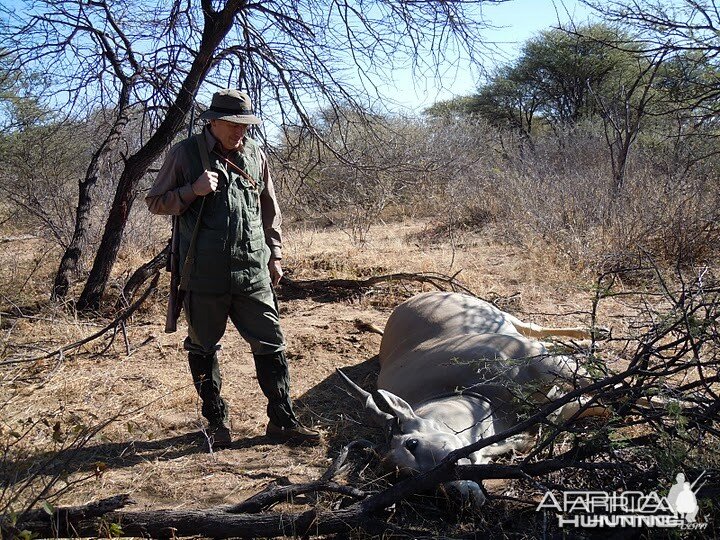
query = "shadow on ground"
(0, 431, 288, 489)
(294, 354, 384, 452)
(276, 278, 367, 303)
(1, 355, 384, 490)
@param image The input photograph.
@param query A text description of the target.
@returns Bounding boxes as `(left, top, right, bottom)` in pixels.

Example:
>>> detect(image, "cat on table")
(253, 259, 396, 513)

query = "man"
(146, 89, 320, 449)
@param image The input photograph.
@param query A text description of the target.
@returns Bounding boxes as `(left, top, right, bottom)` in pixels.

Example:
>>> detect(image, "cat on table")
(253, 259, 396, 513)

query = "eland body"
(340, 291, 602, 507)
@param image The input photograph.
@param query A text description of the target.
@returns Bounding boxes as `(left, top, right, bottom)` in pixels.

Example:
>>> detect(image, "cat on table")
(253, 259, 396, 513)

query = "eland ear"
(375, 389, 420, 425)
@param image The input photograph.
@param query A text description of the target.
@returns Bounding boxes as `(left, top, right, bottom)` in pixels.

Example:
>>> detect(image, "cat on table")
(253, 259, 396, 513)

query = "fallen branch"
(117, 244, 169, 308)
(9, 451, 639, 539)
(2, 495, 134, 539)
(1, 274, 159, 366)
(227, 439, 373, 514)
(281, 272, 476, 298)
(120, 246, 479, 304)
(10, 440, 388, 539)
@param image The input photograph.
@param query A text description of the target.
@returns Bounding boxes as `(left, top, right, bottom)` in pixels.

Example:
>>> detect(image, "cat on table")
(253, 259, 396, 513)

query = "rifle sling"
(178, 134, 212, 291)
(212, 149, 259, 192)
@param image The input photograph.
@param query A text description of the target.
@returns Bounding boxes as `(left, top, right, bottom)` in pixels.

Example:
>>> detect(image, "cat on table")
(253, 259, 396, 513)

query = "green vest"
(177, 133, 270, 293)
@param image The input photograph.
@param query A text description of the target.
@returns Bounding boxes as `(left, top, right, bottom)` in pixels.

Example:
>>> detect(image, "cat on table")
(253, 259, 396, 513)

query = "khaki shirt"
(145, 127, 283, 260)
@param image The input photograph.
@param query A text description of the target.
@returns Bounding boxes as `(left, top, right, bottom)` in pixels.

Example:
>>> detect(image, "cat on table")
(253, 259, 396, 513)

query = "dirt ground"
(0, 219, 638, 534)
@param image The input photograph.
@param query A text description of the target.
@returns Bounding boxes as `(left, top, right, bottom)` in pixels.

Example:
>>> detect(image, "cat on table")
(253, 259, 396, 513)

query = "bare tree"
(589, 50, 666, 191)
(580, 1, 720, 117)
(568, 2, 720, 194)
(1, 0, 504, 310)
(582, 1, 720, 54)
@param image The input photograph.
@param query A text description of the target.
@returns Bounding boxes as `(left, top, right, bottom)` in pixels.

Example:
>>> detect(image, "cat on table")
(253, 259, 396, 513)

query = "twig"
(128, 336, 155, 357)
(120, 320, 131, 356)
(227, 439, 373, 513)
(1, 274, 159, 366)
(92, 325, 118, 358)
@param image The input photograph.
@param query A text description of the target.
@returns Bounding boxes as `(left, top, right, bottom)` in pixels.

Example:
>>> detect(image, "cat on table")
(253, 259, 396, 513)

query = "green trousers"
(183, 285, 285, 356)
(183, 286, 298, 428)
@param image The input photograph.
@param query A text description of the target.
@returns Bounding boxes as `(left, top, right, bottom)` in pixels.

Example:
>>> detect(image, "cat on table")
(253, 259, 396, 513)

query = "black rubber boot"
(188, 352, 228, 426)
(253, 351, 298, 428)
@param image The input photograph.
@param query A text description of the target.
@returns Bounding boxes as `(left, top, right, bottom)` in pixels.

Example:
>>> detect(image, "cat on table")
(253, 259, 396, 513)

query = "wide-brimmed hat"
(199, 89, 262, 125)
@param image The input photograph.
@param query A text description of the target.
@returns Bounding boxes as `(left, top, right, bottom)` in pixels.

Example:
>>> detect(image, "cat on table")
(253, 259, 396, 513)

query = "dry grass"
(277, 117, 720, 277)
(0, 216, 618, 508)
(1, 211, 717, 537)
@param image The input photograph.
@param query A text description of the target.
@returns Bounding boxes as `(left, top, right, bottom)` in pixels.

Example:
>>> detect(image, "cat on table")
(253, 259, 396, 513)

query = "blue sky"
(2, 0, 598, 125)
(384, 0, 597, 112)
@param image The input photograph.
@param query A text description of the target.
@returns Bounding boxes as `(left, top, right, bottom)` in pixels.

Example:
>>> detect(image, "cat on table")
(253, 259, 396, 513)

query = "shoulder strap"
(178, 134, 211, 291)
(195, 132, 212, 171)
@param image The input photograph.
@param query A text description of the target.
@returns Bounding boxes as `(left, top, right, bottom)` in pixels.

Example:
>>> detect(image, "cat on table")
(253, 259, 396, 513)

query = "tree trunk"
(51, 174, 97, 299)
(76, 4, 242, 311)
(77, 136, 178, 311)
(52, 92, 131, 300)
(116, 243, 169, 308)
(612, 139, 628, 193)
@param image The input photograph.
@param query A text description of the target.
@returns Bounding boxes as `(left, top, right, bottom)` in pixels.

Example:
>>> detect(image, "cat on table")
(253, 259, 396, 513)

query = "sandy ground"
(0, 219, 636, 533)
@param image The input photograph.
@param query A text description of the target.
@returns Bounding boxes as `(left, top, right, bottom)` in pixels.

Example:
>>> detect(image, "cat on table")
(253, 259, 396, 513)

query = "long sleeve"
(259, 148, 283, 260)
(145, 143, 199, 216)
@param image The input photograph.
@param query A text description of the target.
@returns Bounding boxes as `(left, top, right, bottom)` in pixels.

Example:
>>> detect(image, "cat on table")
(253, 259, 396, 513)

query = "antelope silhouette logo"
(667, 472, 706, 523)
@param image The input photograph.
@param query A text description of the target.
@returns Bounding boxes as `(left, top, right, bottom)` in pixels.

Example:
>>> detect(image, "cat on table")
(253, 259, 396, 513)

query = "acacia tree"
(428, 20, 719, 191)
(578, 2, 720, 122)
(427, 24, 641, 138)
(653, 51, 720, 176)
(581, 0, 720, 175)
(590, 49, 667, 191)
(0, 0, 503, 310)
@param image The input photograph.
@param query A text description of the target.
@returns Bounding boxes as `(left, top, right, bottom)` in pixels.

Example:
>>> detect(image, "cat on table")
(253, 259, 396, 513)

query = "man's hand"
(269, 259, 283, 286)
(192, 171, 219, 196)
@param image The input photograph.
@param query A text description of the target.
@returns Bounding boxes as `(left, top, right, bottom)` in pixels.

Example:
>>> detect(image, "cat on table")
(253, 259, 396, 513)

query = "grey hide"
(341, 291, 601, 509)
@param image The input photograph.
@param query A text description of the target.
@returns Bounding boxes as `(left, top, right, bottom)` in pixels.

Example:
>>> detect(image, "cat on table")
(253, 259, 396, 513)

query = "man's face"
(210, 119, 249, 151)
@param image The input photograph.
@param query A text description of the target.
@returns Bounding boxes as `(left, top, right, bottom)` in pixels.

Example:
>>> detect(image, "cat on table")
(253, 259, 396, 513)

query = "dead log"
(279, 271, 476, 300)
(119, 248, 480, 305)
(11, 460, 718, 539)
(2, 495, 134, 539)
(7, 455, 609, 539)
(119, 250, 477, 305)
(12, 504, 389, 539)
